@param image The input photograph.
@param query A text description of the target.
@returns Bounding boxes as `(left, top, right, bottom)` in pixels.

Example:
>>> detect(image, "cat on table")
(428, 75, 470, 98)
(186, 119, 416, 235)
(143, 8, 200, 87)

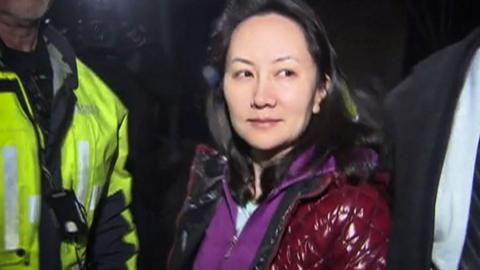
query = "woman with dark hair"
(168, 0, 390, 269)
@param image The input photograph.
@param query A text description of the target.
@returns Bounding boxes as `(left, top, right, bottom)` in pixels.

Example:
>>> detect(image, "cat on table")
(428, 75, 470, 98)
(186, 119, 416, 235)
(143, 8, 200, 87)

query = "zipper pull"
(224, 235, 238, 259)
(41, 164, 55, 189)
(23, 251, 30, 266)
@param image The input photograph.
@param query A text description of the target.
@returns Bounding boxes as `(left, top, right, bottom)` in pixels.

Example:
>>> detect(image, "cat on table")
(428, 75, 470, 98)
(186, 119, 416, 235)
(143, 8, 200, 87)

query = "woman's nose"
(251, 78, 277, 109)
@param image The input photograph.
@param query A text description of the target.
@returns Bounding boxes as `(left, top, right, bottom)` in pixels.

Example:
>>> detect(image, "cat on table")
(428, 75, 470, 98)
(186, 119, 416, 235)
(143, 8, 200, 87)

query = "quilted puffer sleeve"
(270, 174, 390, 270)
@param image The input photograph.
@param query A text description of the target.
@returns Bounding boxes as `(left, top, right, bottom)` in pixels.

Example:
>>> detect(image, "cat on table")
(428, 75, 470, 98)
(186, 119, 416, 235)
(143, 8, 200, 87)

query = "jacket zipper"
(15, 75, 47, 150)
(16, 75, 58, 189)
(18, 77, 52, 184)
(223, 200, 260, 260)
(224, 235, 238, 259)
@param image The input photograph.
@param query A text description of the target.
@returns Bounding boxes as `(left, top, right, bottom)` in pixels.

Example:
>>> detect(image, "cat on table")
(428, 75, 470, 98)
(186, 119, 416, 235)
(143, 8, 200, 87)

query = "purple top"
(193, 148, 336, 270)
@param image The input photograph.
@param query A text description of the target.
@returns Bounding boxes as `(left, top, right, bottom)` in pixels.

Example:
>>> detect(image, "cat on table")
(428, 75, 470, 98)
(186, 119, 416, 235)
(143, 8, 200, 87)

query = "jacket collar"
(42, 23, 78, 93)
(167, 145, 226, 270)
(0, 21, 78, 93)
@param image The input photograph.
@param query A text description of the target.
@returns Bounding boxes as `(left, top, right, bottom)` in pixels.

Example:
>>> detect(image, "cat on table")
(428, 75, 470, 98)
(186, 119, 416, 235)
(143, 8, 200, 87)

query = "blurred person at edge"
(167, 0, 390, 269)
(385, 26, 480, 269)
(0, 0, 138, 269)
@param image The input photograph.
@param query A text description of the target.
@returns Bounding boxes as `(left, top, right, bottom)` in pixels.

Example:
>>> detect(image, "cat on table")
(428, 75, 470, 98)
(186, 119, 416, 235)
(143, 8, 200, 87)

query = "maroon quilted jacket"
(270, 171, 390, 270)
(168, 145, 390, 270)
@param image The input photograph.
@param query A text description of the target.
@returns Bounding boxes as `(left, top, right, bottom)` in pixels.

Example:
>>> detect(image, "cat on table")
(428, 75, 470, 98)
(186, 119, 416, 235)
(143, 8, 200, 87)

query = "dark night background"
(46, 0, 480, 268)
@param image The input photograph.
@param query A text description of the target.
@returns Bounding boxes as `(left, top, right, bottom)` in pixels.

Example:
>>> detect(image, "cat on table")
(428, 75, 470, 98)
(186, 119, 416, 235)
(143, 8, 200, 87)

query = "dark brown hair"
(206, 0, 383, 205)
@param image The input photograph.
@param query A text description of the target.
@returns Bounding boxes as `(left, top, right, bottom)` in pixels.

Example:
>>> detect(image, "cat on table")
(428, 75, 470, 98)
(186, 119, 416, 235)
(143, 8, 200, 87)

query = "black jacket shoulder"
(385, 27, 480, 270)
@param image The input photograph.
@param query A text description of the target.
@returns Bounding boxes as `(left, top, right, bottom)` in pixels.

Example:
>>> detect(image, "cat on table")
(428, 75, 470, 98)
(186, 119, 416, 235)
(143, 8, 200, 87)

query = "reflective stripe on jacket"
(0, 25, 138, 270)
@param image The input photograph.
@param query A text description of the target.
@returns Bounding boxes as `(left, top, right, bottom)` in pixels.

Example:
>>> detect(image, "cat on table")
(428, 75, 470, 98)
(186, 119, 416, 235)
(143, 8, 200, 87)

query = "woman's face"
(223, 13, 326, 156)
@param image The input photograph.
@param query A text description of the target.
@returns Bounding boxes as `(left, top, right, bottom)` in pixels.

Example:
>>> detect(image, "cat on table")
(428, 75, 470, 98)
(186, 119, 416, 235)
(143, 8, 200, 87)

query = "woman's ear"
(312, 76, 331, 114)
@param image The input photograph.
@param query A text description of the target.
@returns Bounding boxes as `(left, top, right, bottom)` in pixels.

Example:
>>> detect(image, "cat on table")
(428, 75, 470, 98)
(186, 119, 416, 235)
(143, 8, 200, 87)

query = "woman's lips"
(247, 118, 282, 128)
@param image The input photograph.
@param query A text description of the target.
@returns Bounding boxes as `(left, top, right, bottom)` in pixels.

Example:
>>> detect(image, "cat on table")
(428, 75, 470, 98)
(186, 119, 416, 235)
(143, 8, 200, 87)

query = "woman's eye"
(234, 70, 254, 78)
(277, 69, 296, 77)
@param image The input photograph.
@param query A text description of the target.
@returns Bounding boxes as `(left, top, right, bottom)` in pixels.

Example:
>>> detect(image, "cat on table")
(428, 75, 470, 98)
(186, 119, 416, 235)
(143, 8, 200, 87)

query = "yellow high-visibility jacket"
(0, 25, 138, 269)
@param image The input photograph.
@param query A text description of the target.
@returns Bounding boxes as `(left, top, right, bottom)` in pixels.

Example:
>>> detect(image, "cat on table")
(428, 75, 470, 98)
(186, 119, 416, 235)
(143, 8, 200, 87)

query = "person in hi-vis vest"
(0, 0, 138, 269)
